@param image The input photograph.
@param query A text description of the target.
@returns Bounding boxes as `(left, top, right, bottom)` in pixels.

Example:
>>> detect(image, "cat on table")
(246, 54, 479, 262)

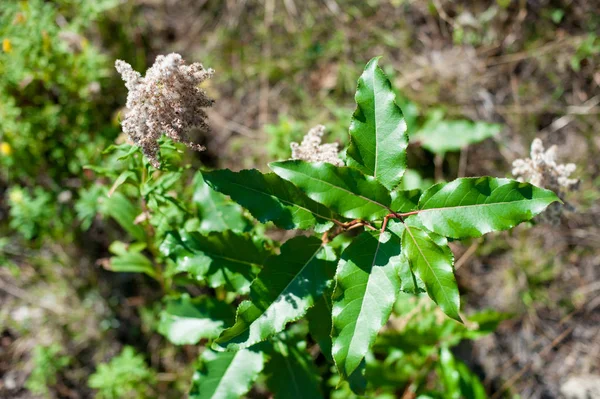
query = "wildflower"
(512, 138, 579, 224)
(115, 53, 214, 168)
(3, 38, 12, 53)
(0, 142, 12, 156)
(290, 125, 343, 166)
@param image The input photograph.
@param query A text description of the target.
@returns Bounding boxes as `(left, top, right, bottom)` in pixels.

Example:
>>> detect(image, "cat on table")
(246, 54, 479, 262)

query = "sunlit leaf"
(190, 349, 264, 399)
(160, 230, 271, 294)
(416, 177, 560, 238)
(192, 173, 250, 233)
(270, 160, 392, 221)
(203, 168, 336, 232)
(347, 57, 409, 190)
(158, 294, 235, 345)
(214, 236, 336, 351)
(332, 231, 401, 377)
(401, 225, 461, 321)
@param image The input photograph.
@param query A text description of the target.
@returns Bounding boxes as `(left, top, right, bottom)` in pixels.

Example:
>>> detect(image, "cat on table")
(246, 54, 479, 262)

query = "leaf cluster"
(101, 58, 559, 398)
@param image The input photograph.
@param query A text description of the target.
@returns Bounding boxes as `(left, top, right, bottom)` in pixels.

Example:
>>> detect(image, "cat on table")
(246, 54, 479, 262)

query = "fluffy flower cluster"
(115, 53, 214, 167)
(512, 138, 579, 224)
(290, 125, 343, 166)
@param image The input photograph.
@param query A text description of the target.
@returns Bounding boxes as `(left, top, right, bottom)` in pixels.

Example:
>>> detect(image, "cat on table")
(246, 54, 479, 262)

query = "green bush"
(95, 56, 558, 397)
(88, 346, 157, 399)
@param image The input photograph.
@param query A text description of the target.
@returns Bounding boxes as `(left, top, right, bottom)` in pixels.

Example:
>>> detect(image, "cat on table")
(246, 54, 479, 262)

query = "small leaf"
(270, 160, 392, 221)
(214, 236, 336, 351)
(417, 177, 560, 238)
(102, 192, 147, 241)
(107, 171, 137, 197)
(158, 295, 235, 345)
(160, 230, 271, 294)
(264, 339, 324, 399)
(203, 169, 336, 232)
(413, 118, 501, 154)
(190, 349, 264, 399)
(438, 347, 461, 399)
(192, 173, 250, 233)
(390, 189, 421, 213)
(109, 251, 157, 279)
(401, 225, 461, 321)
(347, 57, 409, 190)
(332, 231, 401, 378)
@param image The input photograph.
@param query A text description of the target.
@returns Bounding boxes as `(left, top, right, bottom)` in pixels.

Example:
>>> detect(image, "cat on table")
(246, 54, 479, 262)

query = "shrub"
(100, 55, 559, 397)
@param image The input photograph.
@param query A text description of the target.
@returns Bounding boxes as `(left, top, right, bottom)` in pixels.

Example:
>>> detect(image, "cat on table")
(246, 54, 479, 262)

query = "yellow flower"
(9, 189, 23, 204)
(0, 142, 12, 156)
(2, 39, 12, 53)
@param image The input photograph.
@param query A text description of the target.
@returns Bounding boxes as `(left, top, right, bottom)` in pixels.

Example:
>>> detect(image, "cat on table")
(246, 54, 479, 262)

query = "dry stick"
(457, 146, 468, 178)
(454, 240, 480, 271)
(0, 278, 62, 315)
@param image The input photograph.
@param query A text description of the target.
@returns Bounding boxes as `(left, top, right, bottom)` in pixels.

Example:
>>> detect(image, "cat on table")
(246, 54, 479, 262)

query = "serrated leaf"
(347, 57, 409, 190)
(214, 236, 337, 351)
(160, 230, 271, 294)
(190, 349, 264, 399)
(332, 231, 401, 378)
(307, 289, 334, 362)
(413, 118, 501, 154)
(270, 160, 392, 221)
(158, 295, 235, 345)
(416, 177, 560, 238)
(264, 339, 324, 399)
(203, 169, 336, 232)
(401, 225, 461, 321)
(192, 173, 250, 233)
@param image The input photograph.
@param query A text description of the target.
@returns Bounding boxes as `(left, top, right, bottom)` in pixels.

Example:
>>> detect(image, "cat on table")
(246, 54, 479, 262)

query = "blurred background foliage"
(0, 0, 599, 398)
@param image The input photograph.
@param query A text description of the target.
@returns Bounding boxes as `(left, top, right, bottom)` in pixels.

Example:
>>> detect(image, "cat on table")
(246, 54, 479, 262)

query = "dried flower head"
(115, 53, 214, 167)
(290, 125, 343, 166)
(512, 138, 579, 224)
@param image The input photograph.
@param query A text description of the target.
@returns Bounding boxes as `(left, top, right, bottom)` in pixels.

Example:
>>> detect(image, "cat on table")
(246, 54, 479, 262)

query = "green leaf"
(401, 225, 461, 321)
(214, 236, 337, 351)
(413, 118, 501, 154)
(264, 339, 324, 399)
(192, 173, 250, 233)
(416, 177, 560, 238)
(102, 192, 146, 242)
(307, 289, 334, 362)
(160, 230, 271, 294)
(158, 295, 235, 345)
(438, 347, 461, 399)
(108, 244, 156, 279)
(456, 360, 488, 399)
(397, 253, 426, 294)
(203, 169, 336, 232)
(190, 349, 264, 399)
(347, 57, 409, 190)
(269, 160, 392, 221)
(107, 170, 137, 197)
(332, 231, 402, 378)
(390, 189, 421, 213)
